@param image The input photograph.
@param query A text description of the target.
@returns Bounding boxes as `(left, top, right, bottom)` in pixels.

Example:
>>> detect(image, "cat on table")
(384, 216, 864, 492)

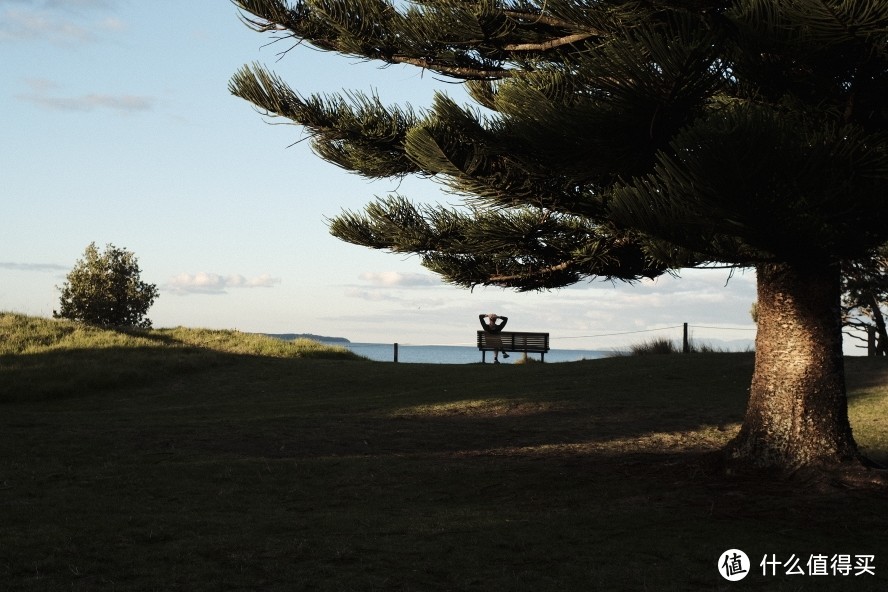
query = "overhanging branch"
(489, 260, 573, 283)
(387, 55, 513, 79)
(503, 32, 596, 52)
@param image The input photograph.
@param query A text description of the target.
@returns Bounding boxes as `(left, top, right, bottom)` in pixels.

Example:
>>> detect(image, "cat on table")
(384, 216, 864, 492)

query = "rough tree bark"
(726, 263, 861, 470)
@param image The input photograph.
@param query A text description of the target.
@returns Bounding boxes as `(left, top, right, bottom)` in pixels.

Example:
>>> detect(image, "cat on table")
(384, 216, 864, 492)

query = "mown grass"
(1, 313, 887, 591)
(0, 313, 362, 402)
(0, 313, 361, 359)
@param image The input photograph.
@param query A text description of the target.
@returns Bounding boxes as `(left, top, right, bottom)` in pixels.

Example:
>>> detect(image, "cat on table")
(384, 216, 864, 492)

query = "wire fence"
(347, 321, 888, 362)
(349, 323, 757, 363)
(393, 323, 757, 349)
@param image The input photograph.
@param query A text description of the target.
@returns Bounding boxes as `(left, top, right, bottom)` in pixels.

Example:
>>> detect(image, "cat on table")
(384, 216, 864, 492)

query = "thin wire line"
(689, 325, 757, 332)
(553, 326, 683, 340)
(396, 341, 476, 347)
(388, 323, 756, 347)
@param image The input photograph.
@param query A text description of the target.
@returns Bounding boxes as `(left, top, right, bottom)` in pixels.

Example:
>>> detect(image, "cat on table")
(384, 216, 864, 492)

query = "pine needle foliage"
(230, 0, 888, 289)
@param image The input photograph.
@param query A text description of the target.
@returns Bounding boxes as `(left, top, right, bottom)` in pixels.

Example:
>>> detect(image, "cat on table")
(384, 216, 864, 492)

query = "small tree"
(54, 242, 159, 329)
(842, 245, 888, 356)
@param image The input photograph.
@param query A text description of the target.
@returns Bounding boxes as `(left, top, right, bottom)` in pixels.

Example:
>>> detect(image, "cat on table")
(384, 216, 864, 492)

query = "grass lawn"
(1, 313, 887, 591)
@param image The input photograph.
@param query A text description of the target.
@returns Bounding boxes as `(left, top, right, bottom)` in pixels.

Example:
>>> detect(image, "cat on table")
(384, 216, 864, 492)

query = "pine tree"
(230, 0, 888, 478)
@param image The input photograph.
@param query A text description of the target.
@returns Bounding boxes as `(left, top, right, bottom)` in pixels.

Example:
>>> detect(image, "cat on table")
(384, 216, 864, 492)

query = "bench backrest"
(477, 331, 550, 352)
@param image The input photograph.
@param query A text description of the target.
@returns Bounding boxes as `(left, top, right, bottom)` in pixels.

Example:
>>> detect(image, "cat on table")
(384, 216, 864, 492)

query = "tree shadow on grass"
(0, 344, 231, 403)
(3, 350, 888, 591)
(0, 333, 361, 403)
(845, 356, 888, 391)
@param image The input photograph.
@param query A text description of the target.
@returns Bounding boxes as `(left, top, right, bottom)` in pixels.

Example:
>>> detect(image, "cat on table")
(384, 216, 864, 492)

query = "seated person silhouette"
(479, 313, 509, 363)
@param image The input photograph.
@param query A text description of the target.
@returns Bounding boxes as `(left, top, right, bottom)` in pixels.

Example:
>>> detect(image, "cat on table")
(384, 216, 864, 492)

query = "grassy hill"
(0, 312, 364, 401)
(1, 313, 887, 591)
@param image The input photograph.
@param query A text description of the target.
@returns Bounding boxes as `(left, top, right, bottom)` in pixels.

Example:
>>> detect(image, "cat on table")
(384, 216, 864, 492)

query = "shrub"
(54, 242, 159, 329)
(618, 337, 739, 356)
(629, 337, 680, 355)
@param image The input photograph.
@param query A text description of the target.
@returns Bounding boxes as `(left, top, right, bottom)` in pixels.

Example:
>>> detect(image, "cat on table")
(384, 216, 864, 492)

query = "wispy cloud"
(0, 0, 121, 44)
(0, 1, 113, 8)
(98, 15, 122, 30)
(359, 271, 441, 287)
(44, 0, 113, 8)
(344, 288, 404, 303)
(23, 91, 154, 112)
(343, 271, 443, 303)
(17, 78, 154, 113)
(166, 272, 281, 295)
(0, 261, 68, 272)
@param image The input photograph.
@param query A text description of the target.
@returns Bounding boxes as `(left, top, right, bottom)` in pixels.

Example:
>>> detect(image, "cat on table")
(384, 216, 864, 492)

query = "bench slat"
(476, 331, 550, 352)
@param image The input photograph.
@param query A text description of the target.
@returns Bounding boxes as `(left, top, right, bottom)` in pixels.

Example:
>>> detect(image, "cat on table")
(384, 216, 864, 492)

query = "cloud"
(44, 0, 113, 8)
(344, 288, 404, 303)
(98, 15, 122, 30)
(343, 271, 444, 304)
(0, 261, 68, 272)
(0, 1, 121, 44)
(17, 79, 155, 112)
(359, 271, 441, 287)
(0, 1, 112, 7)
(344, 287, 449, 311)
(22, 77, 57, 93)
(0, 8, 87, 42)
(31, 93, 153, 112)
(166, 272, 281, 295)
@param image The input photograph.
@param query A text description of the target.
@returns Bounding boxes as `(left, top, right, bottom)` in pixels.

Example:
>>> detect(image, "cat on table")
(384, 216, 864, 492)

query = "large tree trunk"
(726, 263, 861, 470)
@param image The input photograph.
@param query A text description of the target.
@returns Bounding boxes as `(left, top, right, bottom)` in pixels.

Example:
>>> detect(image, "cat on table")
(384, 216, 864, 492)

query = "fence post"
(394, 342, 399, 363)
(682, 323, 690, 354)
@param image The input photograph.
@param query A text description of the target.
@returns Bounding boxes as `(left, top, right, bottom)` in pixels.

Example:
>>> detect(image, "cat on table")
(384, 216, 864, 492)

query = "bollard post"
(393, 342, 399, 363)
(682, 323, 690, 354)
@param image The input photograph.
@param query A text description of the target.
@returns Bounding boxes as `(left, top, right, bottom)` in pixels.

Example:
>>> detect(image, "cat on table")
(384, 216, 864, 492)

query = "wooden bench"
(477, 330, 550, 363)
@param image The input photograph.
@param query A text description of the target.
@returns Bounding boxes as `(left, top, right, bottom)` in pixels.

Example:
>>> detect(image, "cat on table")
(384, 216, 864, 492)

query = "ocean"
(338, 342, 610, 364)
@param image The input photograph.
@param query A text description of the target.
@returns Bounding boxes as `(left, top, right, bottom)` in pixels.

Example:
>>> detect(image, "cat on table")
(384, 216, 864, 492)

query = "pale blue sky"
(0, 0, 764, 350)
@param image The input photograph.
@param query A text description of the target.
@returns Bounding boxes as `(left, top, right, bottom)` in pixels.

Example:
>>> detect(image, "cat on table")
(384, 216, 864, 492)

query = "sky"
(0, 0, 767, 352)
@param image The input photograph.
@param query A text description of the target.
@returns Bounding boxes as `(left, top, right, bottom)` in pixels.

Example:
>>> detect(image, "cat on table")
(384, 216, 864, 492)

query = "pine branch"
(500, 10, 590, 31)
(235, 0, 888, 287)
(382, 55, 512, 79)
(230, 63, 419, 177)
(329, 195, 664, 289)
(488, 261, 573, 284)
(232, 0, 613, 81)
(502, 32, 595, 52)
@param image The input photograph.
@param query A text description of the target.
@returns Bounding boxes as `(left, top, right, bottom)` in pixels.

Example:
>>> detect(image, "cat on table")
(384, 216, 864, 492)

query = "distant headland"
(264, 333, 351, 344)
